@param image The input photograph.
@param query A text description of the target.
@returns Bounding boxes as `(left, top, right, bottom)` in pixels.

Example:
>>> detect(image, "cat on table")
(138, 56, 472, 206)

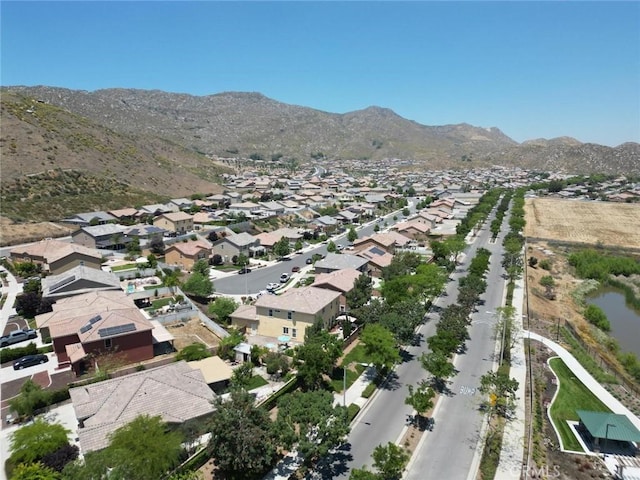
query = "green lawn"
(340, 344, 372, 367)
(330, 364, 366, 392)
(111, 263, 138, 272)
(548, 357, 611, 452)
(246, 375, 269, 390)
(149, 297, 173, 310)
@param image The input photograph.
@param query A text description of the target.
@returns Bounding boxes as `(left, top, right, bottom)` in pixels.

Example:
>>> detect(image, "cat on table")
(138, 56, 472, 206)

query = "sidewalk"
(524, 331, 640, 431)
(494, 277, 527, 480)
(0, 267, 23, 333)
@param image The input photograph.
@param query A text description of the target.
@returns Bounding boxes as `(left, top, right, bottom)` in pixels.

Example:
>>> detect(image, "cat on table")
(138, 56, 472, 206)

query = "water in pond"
(586, 288, 640, 358)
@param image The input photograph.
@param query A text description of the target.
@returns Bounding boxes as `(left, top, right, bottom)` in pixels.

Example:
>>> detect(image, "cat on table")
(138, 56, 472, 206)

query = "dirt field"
(165, 317, 222, 351)
(0, 216, 76, 246)
(524, 198, 640, 249)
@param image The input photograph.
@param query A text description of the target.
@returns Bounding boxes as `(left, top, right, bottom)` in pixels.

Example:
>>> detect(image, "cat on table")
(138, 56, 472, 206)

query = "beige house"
(153, 212, 194, 234)
(230, 286, 341, 342)
(164, 240, 212, 271)
(10, 239, 103, 275)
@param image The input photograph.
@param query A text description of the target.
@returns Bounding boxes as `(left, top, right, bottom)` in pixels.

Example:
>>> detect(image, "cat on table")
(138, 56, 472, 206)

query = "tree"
(479, 370, 519, 418)
(345, 273, 373, 310)
(207, 230, 219, 242)
(69, 415, 183, 480)
(275, 390, 349, 466)
(9, 418, 70, 466)
(294, 239, 303, 252)
(405, 381, 435, 430)
(373, 224, 380, 233)
(360, 324, 400, 373)
(175, 342, 211, 361)
(208, 389, 277, 479)
(208, 297, 239, 323)
(146, 253, 158, 269)
(41, 443, 79, 473)
(273, 237, 291, 258)
(181, 272, 213, 298)
(217, 329, 245, 361)
(230, 361, 254, 389)
(402, 207, 410, 217)
(349, 468, 379, 480)
(9, 379, 48, 419)
(420, 351, 455, 392)
(539, 275, 555, 299)
(14, 291, 43, 319)
(296, 329, 343, 390)
(444, 236, 466, 264)
(347, 227, 358, 243)
(371, 442, 409, 480)
(192, 259, 210, 276)
(11, 463, 60, 480)
(528, 256, 538, 268)
(326, 240, 337, 253)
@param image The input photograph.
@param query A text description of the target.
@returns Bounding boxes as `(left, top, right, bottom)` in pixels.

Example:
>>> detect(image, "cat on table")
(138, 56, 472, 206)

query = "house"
(108, 208, 140, 224)
(62, 211, 116, 227)
(210, 232, 261, 263)
(357, 246, 394, 277)
(230, 286, 342, 342)
(71, 224, 130, 250)
(336, 210, 359, 224)
(35, 290, 156, 373)
(314, 215, 339, 233)
(314, 253, 369, 275)
(41, 265, 122, 300)
(10, 239, 103, 275)
(164, 239, 212, 271)
(138, 203, 176, 218)
(153, 212, 194, 235)
(393, 220, 431, 240)
(353, 232, 410, 255)
(169, 198, 194, 211)
(312, 268, 362, 311)
(123, 224, 166, 246)
(69, 361, 215, 453)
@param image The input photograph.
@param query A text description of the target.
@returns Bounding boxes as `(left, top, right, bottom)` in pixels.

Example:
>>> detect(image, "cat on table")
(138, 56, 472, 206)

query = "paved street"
(306, 203, 508, 479)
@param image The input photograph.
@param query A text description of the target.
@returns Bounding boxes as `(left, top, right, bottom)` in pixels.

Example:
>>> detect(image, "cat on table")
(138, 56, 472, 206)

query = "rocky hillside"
(1, 86, 638, 222)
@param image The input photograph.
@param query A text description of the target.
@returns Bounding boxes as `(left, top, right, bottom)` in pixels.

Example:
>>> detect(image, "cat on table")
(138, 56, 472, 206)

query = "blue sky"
(2, 1, 639, 147)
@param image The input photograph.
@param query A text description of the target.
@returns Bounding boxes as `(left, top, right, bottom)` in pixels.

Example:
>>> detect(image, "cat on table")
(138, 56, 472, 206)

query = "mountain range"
(1, 86, 638, 222)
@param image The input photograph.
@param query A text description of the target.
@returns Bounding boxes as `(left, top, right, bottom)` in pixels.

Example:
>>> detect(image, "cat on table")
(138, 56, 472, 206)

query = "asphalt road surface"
(309, 201, 511, 479)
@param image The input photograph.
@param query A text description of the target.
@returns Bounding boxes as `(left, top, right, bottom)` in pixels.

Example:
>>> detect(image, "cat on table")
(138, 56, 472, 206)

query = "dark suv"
(13, 354, 48, 370)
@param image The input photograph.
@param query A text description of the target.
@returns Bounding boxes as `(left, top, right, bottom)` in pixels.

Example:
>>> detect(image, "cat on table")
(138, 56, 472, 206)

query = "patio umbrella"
(277, 335, 291, 343)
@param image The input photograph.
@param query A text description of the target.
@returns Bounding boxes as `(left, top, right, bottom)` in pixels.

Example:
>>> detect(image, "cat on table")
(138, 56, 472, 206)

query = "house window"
(283, 327, 289, 335)
(292, 328, 297, 338)
(105, 338, 112, 349)
(268, 309, 273, 317)
(287, 311, 292, 320)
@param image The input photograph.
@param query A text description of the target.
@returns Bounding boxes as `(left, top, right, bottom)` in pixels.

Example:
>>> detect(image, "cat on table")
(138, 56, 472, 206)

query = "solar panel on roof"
(370, 247, 385, 256)
(98, 323, 136, 338)
(79, 323, 93, 334)
(89, 315, 102, 325)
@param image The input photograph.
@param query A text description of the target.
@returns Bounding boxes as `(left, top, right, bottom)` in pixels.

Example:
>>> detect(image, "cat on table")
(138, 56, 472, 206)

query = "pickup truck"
(0, 328, 38, 347)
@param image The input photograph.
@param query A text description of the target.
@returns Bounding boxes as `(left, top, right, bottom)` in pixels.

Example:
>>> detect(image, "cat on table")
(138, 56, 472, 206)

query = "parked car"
(291, 266, 300, 273)
(13, 354, 48, 370)
(337, 244, 345, 251)
(0, 328, 37, 348)
(306, 258, 313, 265)
(238, 267, 252, 274)
(279, 273, 290, 283)
(266, 283, 280, 291)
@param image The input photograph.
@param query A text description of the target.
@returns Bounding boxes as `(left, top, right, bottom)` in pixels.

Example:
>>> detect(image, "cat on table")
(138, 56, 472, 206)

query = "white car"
(279, 273, 290, 283)
(266, 283, 280, 291)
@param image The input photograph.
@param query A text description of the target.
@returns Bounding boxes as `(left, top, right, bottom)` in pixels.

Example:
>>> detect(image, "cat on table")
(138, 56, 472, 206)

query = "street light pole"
(343, 364, 347, 407)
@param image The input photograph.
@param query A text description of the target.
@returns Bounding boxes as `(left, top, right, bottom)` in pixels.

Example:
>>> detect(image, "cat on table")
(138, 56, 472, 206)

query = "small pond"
(586, 287, 640, 358)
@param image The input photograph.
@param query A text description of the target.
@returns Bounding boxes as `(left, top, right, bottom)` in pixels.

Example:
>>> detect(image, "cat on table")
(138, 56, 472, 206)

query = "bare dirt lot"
(0, 216, 76, 246)
(524, 198, 640, 250)
(165, 317, 222, 351)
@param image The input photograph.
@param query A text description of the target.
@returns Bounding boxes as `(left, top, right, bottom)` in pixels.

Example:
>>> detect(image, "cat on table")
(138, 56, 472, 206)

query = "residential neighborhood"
(1, 166, 639, 480)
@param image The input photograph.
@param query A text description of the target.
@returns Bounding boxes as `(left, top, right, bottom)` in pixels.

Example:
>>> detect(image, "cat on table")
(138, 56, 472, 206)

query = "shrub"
(584, 304, 610, 331)
(1, 343, 38, 364)
(347, 403, 361, 422)
(175, 343, 211, 362)
(361, 382, 377, 398)
(539, 259, 552, 271)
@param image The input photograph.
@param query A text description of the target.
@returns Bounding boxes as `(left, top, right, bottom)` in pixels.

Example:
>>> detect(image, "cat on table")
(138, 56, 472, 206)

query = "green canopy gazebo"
(577, 410, 640, 453)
